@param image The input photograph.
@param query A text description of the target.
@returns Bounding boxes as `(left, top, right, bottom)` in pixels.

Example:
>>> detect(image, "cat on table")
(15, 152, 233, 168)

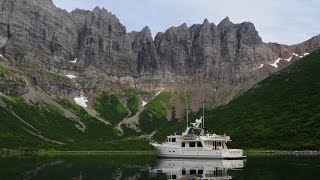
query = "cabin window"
(182, 142, 185, 147)
(198, 170, 203, 174)
(172, 175, 177, 179)
(182, 169, 186, 175)
(172, 138, 176, 142)
(189, 142, 196, 147)
(190, 169, 197, 175)
(197, 141, 203, 147)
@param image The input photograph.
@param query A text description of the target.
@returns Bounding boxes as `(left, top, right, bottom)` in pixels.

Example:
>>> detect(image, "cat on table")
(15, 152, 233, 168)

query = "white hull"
(153, 144, 245, 159)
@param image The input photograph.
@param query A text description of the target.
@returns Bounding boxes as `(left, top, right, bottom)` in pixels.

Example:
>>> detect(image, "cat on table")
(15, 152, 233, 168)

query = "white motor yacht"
(151, 116, 246, 159)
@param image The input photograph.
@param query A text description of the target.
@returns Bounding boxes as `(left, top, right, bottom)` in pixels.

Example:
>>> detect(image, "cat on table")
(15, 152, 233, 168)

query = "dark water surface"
(0, 154, 320, 179)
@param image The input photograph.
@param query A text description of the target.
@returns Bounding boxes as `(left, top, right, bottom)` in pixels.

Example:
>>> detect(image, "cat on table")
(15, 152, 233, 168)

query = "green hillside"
(1, 50, 320, 151)
(204, 50, 320, 150)
(0, 95, 150, 151)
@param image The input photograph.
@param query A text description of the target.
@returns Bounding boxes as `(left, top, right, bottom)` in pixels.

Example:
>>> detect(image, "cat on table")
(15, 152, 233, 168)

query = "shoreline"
(2, 149, 320, 157)
(244, 149, 320, 156)
(1, 149, 156, 156)
(38, 150, 156, 156)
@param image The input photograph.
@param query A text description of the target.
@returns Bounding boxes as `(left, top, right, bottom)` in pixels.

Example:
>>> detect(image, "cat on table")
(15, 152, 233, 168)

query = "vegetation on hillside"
(203, 50, 320, 150)
(124, 89, 139, 117)
(0, 65, 12, 75)
(0, 96, 151, 151)
(139, 91, 186, 141)
(93, 92, 129, 125)
(1, 50, 320, 151)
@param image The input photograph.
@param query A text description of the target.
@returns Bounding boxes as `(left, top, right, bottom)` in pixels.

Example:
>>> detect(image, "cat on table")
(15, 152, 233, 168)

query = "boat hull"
(153, 144, 246, 159)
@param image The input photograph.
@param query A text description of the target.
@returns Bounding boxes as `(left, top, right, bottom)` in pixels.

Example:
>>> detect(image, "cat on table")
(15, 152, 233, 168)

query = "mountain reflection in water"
(150, 158, 245, 180)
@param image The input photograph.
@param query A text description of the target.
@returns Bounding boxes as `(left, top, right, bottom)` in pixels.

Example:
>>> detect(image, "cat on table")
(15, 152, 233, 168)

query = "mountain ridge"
(1, 0, 319, 117)
(0, 0, 320, 139)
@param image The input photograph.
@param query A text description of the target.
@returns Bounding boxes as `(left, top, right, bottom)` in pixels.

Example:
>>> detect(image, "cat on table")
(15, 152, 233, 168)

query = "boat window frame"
(190, 169, 197, 175)
(197, 141, 203, 147)
(189, 142, 196, 147)
(182, 142, 185, 147)
(217, 141, 221, 147)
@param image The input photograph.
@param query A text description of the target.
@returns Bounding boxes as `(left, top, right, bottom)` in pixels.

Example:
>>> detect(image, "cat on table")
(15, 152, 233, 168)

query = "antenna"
(202, 101, 205, 128)
(186, 101, 189, 127)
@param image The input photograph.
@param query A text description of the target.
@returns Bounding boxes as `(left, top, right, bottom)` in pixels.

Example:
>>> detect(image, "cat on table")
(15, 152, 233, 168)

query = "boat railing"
(180, 134, 198, 140)
(199, 134, 231, 141)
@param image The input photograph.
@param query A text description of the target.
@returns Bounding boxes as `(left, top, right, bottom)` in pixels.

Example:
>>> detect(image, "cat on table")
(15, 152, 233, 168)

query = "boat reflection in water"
(150, 158, 245, 180)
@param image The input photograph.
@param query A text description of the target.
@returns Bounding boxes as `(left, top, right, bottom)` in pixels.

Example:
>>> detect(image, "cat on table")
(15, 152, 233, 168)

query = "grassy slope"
(0, 96, 151, 151)
(0, 65, 12, 75)
(139, 91, 186, 141)
(204, 50, 320, 150)
(93, 92, 129, 125)
(2, 50, 319, 151)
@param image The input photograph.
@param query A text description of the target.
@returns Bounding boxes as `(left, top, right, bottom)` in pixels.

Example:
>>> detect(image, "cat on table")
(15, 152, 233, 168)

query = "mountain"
(1, 0, 320, 115)
(203, 50, 320, 150)
(0, 0, 320, 150)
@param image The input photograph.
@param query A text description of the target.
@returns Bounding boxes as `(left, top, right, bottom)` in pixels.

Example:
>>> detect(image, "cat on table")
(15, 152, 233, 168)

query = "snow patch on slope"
(269, 58, 282, 68)
(269, 52, 309, 69)
(142, 101, 147, 107)
(0, 54, 3, 58)
(74, 96, 88, 108)
(66, 74, 77, 79)
(293, 53, 299, 57)
(155, 88, 164, 97)
(69, 58, 77, 63)
(259, 64, 264, 68)
(284, 57, 292, 62)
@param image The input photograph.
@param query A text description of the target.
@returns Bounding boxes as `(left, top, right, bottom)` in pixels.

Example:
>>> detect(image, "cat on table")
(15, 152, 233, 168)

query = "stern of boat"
(151, 142, 163, 156)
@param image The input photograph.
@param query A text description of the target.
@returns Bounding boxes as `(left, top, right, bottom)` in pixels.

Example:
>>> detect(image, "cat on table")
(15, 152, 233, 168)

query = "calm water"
(0, 154, 320, 179)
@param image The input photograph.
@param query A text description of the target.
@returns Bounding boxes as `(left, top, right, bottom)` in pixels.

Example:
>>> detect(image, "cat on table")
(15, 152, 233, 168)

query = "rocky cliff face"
(0, 0, 320, 115)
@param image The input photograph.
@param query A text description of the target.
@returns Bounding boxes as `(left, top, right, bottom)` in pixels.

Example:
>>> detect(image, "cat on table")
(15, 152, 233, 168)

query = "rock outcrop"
(0, 0, 320, 112)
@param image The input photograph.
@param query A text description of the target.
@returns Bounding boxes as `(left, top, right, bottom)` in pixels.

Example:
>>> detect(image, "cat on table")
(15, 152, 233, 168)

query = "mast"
(202, 101, 205, 128)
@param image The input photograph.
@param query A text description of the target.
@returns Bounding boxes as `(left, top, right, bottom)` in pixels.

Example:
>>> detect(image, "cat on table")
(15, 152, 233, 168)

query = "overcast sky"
(52, 0, 320, 45)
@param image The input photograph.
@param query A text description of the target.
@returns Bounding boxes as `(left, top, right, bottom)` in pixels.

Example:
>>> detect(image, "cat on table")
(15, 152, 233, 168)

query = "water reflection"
(1, 154, 320, 179)
(0, 154, 160, 179)
(150, 158, 245, 180)
(20, 160, 65, 179)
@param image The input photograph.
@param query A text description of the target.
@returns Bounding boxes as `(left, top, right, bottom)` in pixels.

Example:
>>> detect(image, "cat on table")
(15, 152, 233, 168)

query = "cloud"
(52, 0, 320, 45)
